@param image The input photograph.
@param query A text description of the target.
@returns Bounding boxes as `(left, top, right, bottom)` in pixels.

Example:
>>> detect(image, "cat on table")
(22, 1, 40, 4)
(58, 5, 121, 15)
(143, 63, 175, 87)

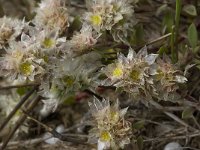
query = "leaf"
(17, 87, 28, 96)
(69, 16, 82, 32)
(156, 4, 168, 16)
(63, 95, 75, 105)
(137, 136, 143, 150)
(183, 4, 197, 16)
(182, 107, 194, 119)
(133, 120, 145, 130)
(163, 11, 174, 33)
(188, 23, 198, 49)
(196, 65, 200, 70)
(158, 46, 168, 55)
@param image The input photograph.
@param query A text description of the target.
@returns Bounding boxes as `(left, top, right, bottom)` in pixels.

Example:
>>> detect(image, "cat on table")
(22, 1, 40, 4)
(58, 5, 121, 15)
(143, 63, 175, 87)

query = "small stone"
(164, 142, 182, 150)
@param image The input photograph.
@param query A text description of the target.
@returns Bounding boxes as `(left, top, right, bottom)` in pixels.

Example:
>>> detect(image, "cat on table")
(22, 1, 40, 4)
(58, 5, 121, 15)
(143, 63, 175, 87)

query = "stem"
(1, 96, 41, 150)
(174, 0, 182, 62)
(170, 25, 175, 63)
(0, 85, 38, 132)
(149, 99, 196, 131)
(0, 83, 39, 90)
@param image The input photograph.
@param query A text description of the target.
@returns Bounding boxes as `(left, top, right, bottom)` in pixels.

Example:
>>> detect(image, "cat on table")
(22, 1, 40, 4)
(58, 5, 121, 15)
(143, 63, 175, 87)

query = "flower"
(0, 41, 44, 81)
(0, 17, 25, 48)
(103, 46, 158, 97)
(34, 0, 69, 34)
(38, 52, 102, 114)
(84, 0, 135, 32)
(40, 84, 60, 117)
(88, 98, 132, 150)
(21, 27, 66, 51)
(154, 56, 187, 100)
(64, 23, 99, 56)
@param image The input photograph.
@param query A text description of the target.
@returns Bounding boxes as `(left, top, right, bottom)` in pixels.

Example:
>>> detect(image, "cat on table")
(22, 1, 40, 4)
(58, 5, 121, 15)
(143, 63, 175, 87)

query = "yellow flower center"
(43, 55, 49, 63)
(100, 131, 111, 142)
(62, 75, 75, 87)
(110, 111, 119, 123)
(90, 15, 102, 26)
(13, 51, 23, 59)
(19, 62, 33, 76)
(43, 38, 55, 48)
(130, 69, 141, 81)
(165, 73, 174, 81)
(156, 69, 164, 80)
(112, 67, 123, 78)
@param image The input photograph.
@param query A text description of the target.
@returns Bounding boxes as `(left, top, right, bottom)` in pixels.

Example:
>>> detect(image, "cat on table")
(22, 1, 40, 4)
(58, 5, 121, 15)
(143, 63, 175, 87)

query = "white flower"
(0, 41, 45, 81)
(103, 46, 158, 97)
(0, 17, 26, 48)
(84, 0, 135, 32)
(88, 98, 131, 150)
(34, 0, 69, 33)
(155, 57, 187, 91)
(64, 23, 99, 56)
(22, 27, 66, 51)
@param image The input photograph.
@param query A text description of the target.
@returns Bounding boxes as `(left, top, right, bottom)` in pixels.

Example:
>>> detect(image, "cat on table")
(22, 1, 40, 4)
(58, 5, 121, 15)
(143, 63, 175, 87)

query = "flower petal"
(137, 46, 147, 58)
(127, 48, 136, 61)
(145, 54, 158, 65)
(175, 75, 187, 83)
(98, 140, 107, 150)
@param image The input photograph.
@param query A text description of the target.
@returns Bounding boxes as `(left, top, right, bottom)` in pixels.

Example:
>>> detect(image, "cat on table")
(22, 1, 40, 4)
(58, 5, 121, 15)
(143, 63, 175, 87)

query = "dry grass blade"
(0, 85, 38, 133)
(0, 96, 41, 150)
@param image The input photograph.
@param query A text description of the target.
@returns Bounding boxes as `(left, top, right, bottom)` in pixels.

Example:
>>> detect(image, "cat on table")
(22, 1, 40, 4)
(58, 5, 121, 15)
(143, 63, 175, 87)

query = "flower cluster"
(103, 46, 187, 100)
(88, 98, 132, 150)
(39, 52, 102, 115)
(0, 0, 188, 149)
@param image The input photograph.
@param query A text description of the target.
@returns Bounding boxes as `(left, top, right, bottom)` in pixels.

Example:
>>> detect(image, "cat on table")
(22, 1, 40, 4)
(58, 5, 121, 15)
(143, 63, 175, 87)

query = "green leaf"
(69, 16, 82, 32)
(156, 4, 168, 16)
(183, 4, 197, 16)
(17, 87, 28, 96)
(137, 136, 143, 150)
(187, 23, 198, 49)
(133, 120, 145, 130)
(158, 46, 168, 55)
(163, 11, 174, 33)
(63, 95, 76, 105)
(196, 65, 200, 70)
(182, 107, 194, 119)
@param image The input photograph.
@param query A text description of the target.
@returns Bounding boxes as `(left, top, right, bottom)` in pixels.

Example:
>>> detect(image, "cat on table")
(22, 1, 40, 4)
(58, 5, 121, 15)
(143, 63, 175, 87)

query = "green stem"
(173, 0, 182, 63)
(170, 25, 175, 63)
